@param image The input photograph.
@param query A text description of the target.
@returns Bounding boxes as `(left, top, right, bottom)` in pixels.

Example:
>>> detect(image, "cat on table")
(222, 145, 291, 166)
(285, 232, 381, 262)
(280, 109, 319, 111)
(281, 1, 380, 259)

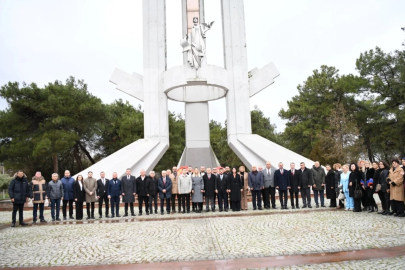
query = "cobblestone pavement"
(0, 199, 405, 268)
(243, 255, 405, 269)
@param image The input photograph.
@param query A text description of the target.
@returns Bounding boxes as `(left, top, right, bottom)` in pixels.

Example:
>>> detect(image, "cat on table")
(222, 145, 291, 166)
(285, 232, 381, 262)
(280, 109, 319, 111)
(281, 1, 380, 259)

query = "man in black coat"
(288, 163, 302, 209)
(8, 170, 31, 227)
(146, 171, 159, 215)
(298, 162, 313, 208)
(96, 171, 110, 218)
(121, 168, 136, 217)
(216, 168, 230, 212)
(136, 169, 149, 215)
(274, 162, 291, 209)
(203, 168, 217, 212)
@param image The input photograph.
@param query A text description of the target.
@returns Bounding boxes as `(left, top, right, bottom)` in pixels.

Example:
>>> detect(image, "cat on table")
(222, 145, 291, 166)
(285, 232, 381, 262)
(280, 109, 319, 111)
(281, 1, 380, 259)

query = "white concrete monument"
(73, 0, 313, 179)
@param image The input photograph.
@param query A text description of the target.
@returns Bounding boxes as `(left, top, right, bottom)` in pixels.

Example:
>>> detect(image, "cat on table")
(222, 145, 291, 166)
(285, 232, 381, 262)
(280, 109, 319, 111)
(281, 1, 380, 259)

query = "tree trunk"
(77, 141, 95, 164)
(73, 143, 84, 171)
(365, 136, 373, 162)
(53, 154, 58, 173)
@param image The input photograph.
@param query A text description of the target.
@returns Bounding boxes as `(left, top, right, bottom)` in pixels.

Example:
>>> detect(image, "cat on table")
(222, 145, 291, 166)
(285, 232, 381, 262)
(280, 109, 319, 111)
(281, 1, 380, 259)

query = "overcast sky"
(0, 0, 404, 132)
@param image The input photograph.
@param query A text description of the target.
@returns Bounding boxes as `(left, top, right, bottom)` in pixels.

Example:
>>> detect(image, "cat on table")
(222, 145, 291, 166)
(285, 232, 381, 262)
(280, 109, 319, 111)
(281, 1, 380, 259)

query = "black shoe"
(106, 215, 110, 218)
(296, 205, 300, 209)
(19, 222, 28, 226)
(258, 207, 263, 210)
(272, 206, 277, 209)
(117, 215, 121, 217)
(377, 211, 384, 214)
(253, 208, 257, 210)
(76, 218, 82, 220)
(382, 211, 388, 215)
(40, 219, 47, 223)
(388, 212, 395, 216)
(187, 210, 190, 213)
(225, 209, 228, 212)
(155, 210, 158, 214)
(212, 209, 215, 212)
(363, 207, 368, 211)
(11, 223, 15, 227)
(52, 218, 56, 221)
(99, 215, 103, 219)
(111, 215, 115, 218)
(206, 209, 210, 212)
(56, 218, 61, 221)
(139, 213, 143, 216)
(69, 216, 74, 219)
(32, 221, 37, 225)
(161, 212, 164, 215)
(302, 205, 307, 208)
(321, 205, 326, 207)
(124, 213, 128, 217)
(91, 216, 95, 219)
(63, 216, 67, 220)
(368, 207, 374, 213)
(285, 207, 289, 210)
(316, 204, 319, 208)
(219, 209, 223, 212)
(182, 211, 186, 214)
(291, 206, 295, 209)
(173, 210, 176, 214)
(308, 205, 312, 208)
(167, 211, 170, 215)
(393, 212, 399, 216)
(398, 212, 405, 217)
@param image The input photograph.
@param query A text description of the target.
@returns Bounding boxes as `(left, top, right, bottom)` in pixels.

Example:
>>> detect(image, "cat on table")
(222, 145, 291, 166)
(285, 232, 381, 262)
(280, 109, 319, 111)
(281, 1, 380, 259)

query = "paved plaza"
(0, 197, 405, 269)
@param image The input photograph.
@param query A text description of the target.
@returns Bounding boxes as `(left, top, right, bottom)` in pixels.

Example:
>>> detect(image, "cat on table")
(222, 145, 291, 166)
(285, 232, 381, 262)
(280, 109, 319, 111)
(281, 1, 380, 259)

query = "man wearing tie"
(263, 161, 276, 209)
(216, 168, 230, 212)
(108, 172, 121, 218)
(275, 162, 291, 209)
(97, 172, 110, 218)
(203, 168, 217, 212)
(158, 170, 172, 215)
(121, 169, 136, 216)
(248, 165, 264, 210)
(288, 163, 302, 209)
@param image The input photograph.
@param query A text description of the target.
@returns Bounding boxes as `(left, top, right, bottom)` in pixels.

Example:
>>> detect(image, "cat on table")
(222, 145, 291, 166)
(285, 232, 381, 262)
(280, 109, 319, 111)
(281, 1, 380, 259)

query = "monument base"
(178, 146, 220, 169)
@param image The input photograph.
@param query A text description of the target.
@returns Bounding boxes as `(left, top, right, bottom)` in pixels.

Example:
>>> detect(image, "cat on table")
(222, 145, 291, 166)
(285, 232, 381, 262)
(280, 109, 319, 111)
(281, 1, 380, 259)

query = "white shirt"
(79, 181, 83, 191)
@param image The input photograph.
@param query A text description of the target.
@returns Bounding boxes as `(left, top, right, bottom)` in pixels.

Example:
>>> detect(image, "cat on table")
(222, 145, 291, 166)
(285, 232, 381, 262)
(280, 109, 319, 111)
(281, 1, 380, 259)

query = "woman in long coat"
(325, 165, 336, 207)
(191, 168, 204, 213)
(74, 175, 86, 220)
(238, 166, 249, 210)
(378, 160, 390, 215)
(388, 159, 404, 216)
(349, 163, 363, 212)
(229, 168, 243, 211)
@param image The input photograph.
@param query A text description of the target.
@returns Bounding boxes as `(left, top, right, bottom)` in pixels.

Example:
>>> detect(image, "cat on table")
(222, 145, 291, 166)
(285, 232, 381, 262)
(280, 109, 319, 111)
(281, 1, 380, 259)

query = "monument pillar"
(178, 0, 220, 168)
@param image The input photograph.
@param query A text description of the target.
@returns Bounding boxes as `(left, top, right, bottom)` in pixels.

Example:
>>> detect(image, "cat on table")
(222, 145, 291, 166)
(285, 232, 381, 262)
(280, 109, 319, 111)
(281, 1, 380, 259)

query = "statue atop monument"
(180, 17, 214, 70)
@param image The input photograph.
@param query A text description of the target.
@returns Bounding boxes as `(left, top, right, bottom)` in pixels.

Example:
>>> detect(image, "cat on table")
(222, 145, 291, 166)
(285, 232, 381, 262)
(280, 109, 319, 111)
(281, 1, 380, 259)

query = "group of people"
(7, 158, 405, 227)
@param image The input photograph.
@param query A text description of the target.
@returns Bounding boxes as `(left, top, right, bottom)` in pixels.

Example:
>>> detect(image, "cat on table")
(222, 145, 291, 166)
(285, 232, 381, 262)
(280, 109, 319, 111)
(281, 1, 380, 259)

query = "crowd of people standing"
(7, 158, 405, 227)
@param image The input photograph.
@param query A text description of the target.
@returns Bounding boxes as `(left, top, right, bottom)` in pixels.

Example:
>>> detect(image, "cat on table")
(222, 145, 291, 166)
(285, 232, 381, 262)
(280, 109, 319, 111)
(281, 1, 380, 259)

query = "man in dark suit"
(108, 172, 122, 217)
(216, 168, 230, 212)
(96, 172, 109, 218)
(121, 168, 136, 216)
(146, 171, 159, 214)
(136, 169, 149, 215)
(248, 166, 264, 210)
(288, 163, 302, 209)
(158, 170, 172, 215)
(203, 168, 217, 212)
(298, 162, 313, 208)
(274, 162, 291, 209)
